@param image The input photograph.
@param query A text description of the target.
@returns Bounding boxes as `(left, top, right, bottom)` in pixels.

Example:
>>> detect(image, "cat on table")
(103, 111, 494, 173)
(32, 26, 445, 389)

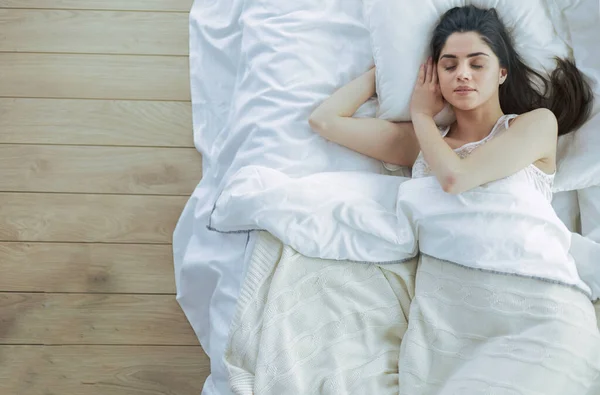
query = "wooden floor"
(0, 1, 210, 394)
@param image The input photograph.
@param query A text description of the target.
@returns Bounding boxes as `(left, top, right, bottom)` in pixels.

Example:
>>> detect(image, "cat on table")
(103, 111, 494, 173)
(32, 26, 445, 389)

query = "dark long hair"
(430, 5, 594, 136)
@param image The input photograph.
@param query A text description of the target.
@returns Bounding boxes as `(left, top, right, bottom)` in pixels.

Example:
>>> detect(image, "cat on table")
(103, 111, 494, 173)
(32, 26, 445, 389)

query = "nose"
(456, 63, 472, 81)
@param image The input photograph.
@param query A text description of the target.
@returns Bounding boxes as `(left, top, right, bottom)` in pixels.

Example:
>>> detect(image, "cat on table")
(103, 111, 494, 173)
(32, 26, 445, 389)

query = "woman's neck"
(450, 104, 505, 143)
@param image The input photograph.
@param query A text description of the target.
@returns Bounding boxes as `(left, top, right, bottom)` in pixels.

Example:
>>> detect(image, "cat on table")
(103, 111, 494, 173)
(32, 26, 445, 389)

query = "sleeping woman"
(309, 7, 592, 198)
(309, 5, 600, 394)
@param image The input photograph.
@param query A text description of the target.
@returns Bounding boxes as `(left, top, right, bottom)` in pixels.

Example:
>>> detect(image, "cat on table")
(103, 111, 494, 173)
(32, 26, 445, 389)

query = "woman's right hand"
(410, 57, 445, 118)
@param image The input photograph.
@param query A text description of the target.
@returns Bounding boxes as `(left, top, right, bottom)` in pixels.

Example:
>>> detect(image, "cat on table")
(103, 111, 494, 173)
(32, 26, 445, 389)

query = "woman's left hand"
(410, 57, 445, 118)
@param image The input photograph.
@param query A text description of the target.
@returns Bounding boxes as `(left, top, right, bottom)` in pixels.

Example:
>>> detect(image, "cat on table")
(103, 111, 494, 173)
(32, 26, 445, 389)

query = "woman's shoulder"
(503, 110, 558, 143)
(508, 109, 557, 127)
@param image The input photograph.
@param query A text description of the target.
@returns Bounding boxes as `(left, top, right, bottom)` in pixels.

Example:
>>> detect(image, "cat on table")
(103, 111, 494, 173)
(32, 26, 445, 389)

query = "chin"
(447, 100, 479, 111)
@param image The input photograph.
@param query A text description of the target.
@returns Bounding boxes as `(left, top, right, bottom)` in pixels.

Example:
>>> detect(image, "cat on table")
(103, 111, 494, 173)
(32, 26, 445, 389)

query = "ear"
(499, 68, 508, 85)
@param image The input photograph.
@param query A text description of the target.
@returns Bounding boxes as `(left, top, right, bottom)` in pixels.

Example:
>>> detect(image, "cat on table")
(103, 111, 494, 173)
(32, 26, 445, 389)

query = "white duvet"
(209, 166, 594, 297)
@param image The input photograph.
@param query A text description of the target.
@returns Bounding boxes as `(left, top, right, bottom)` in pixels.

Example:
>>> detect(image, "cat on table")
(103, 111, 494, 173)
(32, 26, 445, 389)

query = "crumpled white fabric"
(209, 165, 595, 298)
(208, 166, 414, 263)
(570, 233, 600, 301)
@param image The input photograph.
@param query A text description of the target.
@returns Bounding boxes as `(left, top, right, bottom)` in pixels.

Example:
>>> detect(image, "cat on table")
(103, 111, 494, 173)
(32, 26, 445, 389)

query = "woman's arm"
(309, 67, 420, 167)
(410, 58, 557, 194)
(411, 110, 557, 194)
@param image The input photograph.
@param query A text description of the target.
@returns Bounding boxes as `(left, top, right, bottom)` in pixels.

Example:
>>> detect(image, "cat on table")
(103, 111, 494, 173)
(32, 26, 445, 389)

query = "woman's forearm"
(413, 109, 558, 195)
(310, 68, 376, 120)
(411, 113, 462, 191)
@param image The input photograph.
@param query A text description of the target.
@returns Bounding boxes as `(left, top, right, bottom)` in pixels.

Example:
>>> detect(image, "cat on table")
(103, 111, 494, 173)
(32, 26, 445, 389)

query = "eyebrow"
(440, 52, 489, 59)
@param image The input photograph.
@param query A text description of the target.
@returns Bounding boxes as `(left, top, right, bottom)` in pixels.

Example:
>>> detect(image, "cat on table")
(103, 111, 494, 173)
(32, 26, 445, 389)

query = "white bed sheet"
(174, 1, 248, 395)
(177, 1, 600, 394)
(579, 185, 600, 242)
(553, 190, 582, 233)
(177, 1, 381, 394)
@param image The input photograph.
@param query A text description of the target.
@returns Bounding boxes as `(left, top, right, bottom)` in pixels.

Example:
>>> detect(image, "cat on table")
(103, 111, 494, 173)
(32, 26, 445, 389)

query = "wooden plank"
(0, 53, 190, 101)
(0, 242, 176, 293)
(0, 293, 198, 345)
(0, 145, 202, 195)
(0, 193, 187, 243)
(0, 98, 193, 147)
(0, 0, 194, 12)
(0, 345, 208, 395)
(0, 9, 188, 56)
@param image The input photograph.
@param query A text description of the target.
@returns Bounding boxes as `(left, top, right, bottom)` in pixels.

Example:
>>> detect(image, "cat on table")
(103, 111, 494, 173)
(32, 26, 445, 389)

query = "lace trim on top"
(411, 114, 555, 200)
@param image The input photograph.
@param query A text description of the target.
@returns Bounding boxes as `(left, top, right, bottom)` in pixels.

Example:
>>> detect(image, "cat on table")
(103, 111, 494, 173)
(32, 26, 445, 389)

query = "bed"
(175, 1, 600, 394)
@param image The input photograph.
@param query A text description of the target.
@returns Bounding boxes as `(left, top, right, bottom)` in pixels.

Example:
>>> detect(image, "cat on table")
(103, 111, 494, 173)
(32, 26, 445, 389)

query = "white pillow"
(548, 0, 600, 192)
(363, 0, 569, 122)
(554, 105, 600, 192)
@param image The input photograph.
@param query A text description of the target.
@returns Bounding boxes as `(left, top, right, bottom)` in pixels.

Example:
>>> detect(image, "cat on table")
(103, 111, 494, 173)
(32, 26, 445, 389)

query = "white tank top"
(411, 114, 556, 201)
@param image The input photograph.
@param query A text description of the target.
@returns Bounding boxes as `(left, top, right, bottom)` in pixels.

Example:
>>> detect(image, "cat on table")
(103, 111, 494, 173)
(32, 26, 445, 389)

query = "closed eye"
(444, 65, 483, 71)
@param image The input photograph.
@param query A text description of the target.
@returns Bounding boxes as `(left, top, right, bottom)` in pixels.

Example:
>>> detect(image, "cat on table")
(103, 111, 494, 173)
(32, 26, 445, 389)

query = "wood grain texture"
(0, 9, 188, 55)
(0, 242, 176, 293)
(0, 193, 187, 243)
(0, 0, 194, 12)
(0, 145, 202, 195)
(0, 293, 198, 345)
(0, 345, 208, 395)
(0, 2, 205, 393)
(0, 98, 193, 147)
(0, 53, 190, 101)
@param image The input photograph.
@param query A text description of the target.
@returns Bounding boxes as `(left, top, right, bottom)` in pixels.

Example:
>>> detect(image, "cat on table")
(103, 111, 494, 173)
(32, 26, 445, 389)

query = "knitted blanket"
(224, 232, 600, 395)
(224, 231, 417, 394)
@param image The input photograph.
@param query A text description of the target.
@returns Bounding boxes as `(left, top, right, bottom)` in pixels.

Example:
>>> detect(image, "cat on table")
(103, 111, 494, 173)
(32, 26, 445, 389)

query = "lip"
(454, 87, 476, 96)
(454, 86, 476, 92)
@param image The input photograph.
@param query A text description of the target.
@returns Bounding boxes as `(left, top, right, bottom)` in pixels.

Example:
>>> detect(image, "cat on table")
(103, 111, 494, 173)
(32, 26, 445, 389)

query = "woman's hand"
(410, 57, 445, 118)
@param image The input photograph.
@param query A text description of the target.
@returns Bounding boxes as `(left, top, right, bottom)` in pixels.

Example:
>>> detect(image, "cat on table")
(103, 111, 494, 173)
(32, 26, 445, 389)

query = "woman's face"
(436, 32, 507, 111)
